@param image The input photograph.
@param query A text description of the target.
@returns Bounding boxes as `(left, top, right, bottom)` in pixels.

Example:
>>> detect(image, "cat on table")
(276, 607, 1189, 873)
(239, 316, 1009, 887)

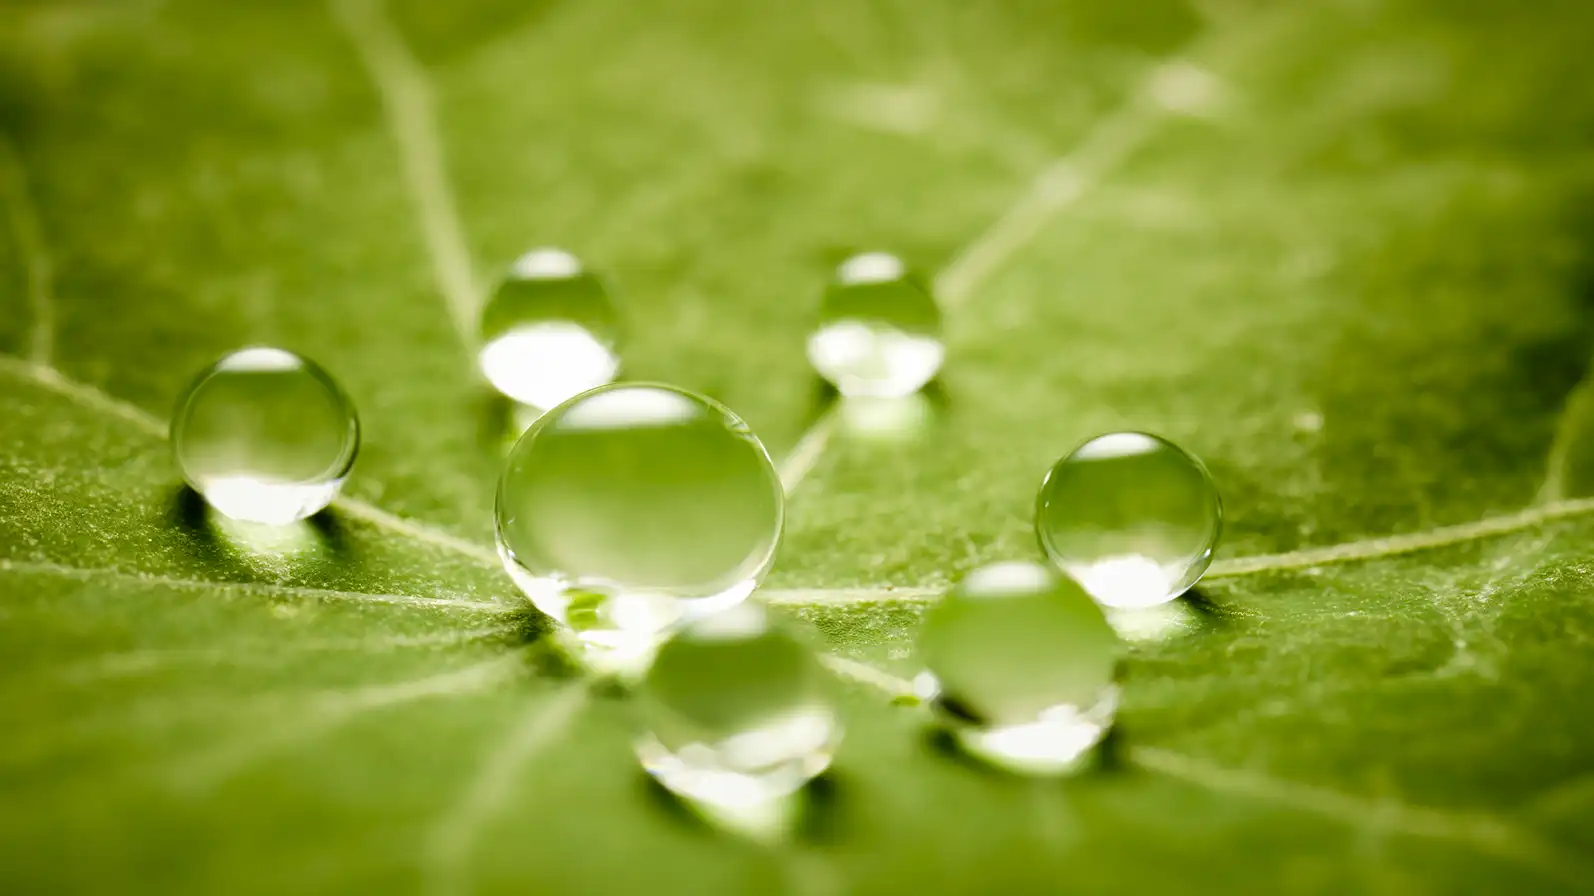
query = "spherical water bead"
(806, 252, 943, 398)
(170, 347, 359, 525)
(636, 602, 841, 809)
(477, 248, 622, 410)
(495, 383, 783, 665)
(918, 561, 1122, 775)
(1036, 432, 1221, 610)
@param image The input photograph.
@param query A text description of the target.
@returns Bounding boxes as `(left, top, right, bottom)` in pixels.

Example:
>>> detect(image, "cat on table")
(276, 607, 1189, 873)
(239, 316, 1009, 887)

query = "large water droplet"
(495, 383, 783, 668)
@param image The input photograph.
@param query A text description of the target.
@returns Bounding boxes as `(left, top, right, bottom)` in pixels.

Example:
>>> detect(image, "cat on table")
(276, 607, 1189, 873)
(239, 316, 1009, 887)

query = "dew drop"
(636, 602, 841, 813)
(478, 247, 622, 410)
(806, 252, 943, 398)
(170, 347, 359, 525)
(918, 561, 1121, 775)
(1036, 432, 1221, 609)
(495, 383, 783, 668)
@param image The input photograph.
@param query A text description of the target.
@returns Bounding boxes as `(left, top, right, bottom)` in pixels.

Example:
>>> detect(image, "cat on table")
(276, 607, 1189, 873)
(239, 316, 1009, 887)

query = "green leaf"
(5, 0, 1594, 892)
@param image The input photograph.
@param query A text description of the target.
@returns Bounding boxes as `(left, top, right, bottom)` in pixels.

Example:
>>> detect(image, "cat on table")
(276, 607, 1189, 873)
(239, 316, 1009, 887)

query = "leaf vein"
(1133, 747, 1589, 883)
(819, 654, 1585, 881)
(49, 627, 513, 684)
(332, 0, 479, 347)
(0, 354, 502, 567)
(172, 652, 525, 789)
(0, 557, 511, 612)
(1205, 497, 1594, 579)
(0, 136, 55, 365)
(767, 491, 1594, 605)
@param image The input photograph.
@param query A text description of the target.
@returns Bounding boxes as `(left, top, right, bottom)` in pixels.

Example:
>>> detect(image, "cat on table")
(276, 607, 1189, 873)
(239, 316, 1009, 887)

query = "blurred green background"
(4, 0, 1594, 892)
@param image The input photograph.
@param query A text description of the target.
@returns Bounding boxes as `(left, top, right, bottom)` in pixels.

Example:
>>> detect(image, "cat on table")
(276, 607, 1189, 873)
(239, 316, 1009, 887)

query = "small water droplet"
(636, 602, 841, 815)
(806, 252, 943, 398)
(170, 347, 358, 525)
(478, 247, 622, 410)
(495, 383, 783, 668)
(918, 561, 1121, 775)
(1036, 432, 1221, 609)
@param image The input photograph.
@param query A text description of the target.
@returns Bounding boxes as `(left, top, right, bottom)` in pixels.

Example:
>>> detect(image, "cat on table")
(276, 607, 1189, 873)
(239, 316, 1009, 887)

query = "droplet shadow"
(484, 607, 591, 683)
(166, 485, 349, 578)
(1181, 585, 1232, 621)
(639, 770, 846, 846)
(919, 722, 1125, 780)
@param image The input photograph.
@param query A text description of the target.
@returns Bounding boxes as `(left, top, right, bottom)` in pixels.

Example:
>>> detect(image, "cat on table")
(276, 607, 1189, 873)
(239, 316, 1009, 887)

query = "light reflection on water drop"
(197, 476, 345, 527)
(478, 323, 620, 412)
(837, 393, 935, 443)
(1067, 553, 1181, 613)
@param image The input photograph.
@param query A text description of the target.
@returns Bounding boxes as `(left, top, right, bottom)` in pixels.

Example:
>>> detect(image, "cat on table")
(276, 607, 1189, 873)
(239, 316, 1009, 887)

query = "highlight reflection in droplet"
(837, 394, 935, 443)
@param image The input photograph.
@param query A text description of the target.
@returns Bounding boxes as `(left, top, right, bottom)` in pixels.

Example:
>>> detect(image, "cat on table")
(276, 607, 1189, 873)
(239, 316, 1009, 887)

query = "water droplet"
(636, 602, 841, 814)
(170, 347, 359, 525)
(806, 252, 943, 398)
(478, 248, 621, 410)
(1036, 432, 1221, 610)
(495, 383, 783, 668)
(918, 561, 1121, 775)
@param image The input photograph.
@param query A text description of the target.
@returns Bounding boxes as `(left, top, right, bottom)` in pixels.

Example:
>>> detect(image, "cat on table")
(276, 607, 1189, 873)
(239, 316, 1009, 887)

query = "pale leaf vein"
(0, 136, 55, 365)
(332, 0, 479, 346)
(0, 354, 501, 567)
(0, 557, 510, 611)
(424, 686, 586, 896)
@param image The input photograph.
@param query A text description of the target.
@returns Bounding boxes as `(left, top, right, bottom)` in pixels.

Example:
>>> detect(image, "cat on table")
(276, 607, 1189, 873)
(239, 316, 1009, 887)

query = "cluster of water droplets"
(168, 245, 1224, 819)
